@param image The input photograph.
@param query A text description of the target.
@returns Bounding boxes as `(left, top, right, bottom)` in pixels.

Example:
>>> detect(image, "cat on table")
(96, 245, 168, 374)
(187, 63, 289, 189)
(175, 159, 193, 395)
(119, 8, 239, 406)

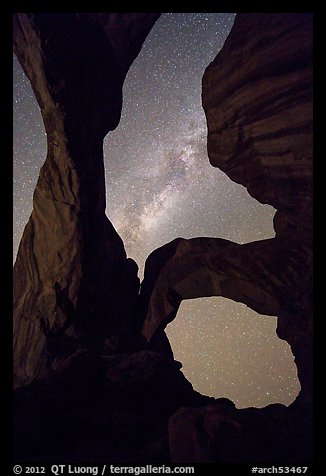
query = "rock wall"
(203, 12, 313, 239)
(13, 13, 160, 388)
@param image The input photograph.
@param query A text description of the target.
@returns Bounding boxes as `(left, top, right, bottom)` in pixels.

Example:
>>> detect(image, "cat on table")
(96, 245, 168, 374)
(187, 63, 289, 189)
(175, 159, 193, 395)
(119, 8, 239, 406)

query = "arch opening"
(103, 12, 276, 279)
(165, 296, 301, 409)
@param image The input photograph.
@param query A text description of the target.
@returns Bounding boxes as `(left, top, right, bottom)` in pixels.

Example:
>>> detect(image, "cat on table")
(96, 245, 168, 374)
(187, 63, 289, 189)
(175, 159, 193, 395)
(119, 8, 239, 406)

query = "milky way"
(13, 12, 300, 408)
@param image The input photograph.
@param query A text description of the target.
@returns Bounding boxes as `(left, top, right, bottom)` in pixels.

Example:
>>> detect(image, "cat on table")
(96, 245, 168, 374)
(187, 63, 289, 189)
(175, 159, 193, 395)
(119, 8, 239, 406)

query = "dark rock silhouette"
(14, 350, 214, 463)
(13, 13, 160, 388)
(13, 12, 313, 464)
(168, 402, 312, 464)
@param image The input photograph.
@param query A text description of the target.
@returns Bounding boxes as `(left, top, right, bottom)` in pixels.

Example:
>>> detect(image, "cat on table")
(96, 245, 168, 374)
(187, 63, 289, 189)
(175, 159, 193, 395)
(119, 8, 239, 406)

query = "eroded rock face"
(202, 13, 313, 239)
(13, 13, 160, 388)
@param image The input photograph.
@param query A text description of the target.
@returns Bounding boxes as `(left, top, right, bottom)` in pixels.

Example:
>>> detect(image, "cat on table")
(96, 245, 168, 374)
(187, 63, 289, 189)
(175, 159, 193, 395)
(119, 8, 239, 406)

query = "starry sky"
(13, 12, 300, 408)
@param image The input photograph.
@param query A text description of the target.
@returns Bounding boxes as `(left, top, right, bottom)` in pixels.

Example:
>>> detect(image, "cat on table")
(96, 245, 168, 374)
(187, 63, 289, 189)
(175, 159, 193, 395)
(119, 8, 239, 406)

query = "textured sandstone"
(13, 13, 160, 388)
(202, 13, 313, 239)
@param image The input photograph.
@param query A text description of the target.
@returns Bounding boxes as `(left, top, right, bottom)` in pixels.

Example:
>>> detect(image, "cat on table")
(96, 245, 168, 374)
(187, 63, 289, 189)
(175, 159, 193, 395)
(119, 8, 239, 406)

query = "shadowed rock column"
(13, 13, 160, 388)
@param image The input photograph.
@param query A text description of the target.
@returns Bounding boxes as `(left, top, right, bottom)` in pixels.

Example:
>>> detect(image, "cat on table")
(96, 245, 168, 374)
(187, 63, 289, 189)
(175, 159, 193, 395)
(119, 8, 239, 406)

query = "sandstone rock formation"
(140, 234, 312, 402)
(202, 13, 313, 240)
(13, 13, 160, 388)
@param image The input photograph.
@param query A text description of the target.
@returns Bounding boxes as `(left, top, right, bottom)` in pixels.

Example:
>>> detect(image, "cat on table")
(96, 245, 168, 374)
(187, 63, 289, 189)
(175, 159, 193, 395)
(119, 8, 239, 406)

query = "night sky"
(13, 12, 300, 408)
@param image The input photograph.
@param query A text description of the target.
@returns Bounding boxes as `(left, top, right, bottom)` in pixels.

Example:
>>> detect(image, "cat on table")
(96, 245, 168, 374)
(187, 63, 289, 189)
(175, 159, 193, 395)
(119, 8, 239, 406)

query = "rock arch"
(140, 13, 313, 406)
(140, 235, 311, 401)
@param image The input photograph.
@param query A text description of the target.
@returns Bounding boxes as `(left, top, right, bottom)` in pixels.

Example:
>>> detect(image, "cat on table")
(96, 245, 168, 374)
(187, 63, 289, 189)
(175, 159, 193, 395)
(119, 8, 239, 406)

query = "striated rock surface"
(202, 13, 313, 239)
(13, 13, 160, 388)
